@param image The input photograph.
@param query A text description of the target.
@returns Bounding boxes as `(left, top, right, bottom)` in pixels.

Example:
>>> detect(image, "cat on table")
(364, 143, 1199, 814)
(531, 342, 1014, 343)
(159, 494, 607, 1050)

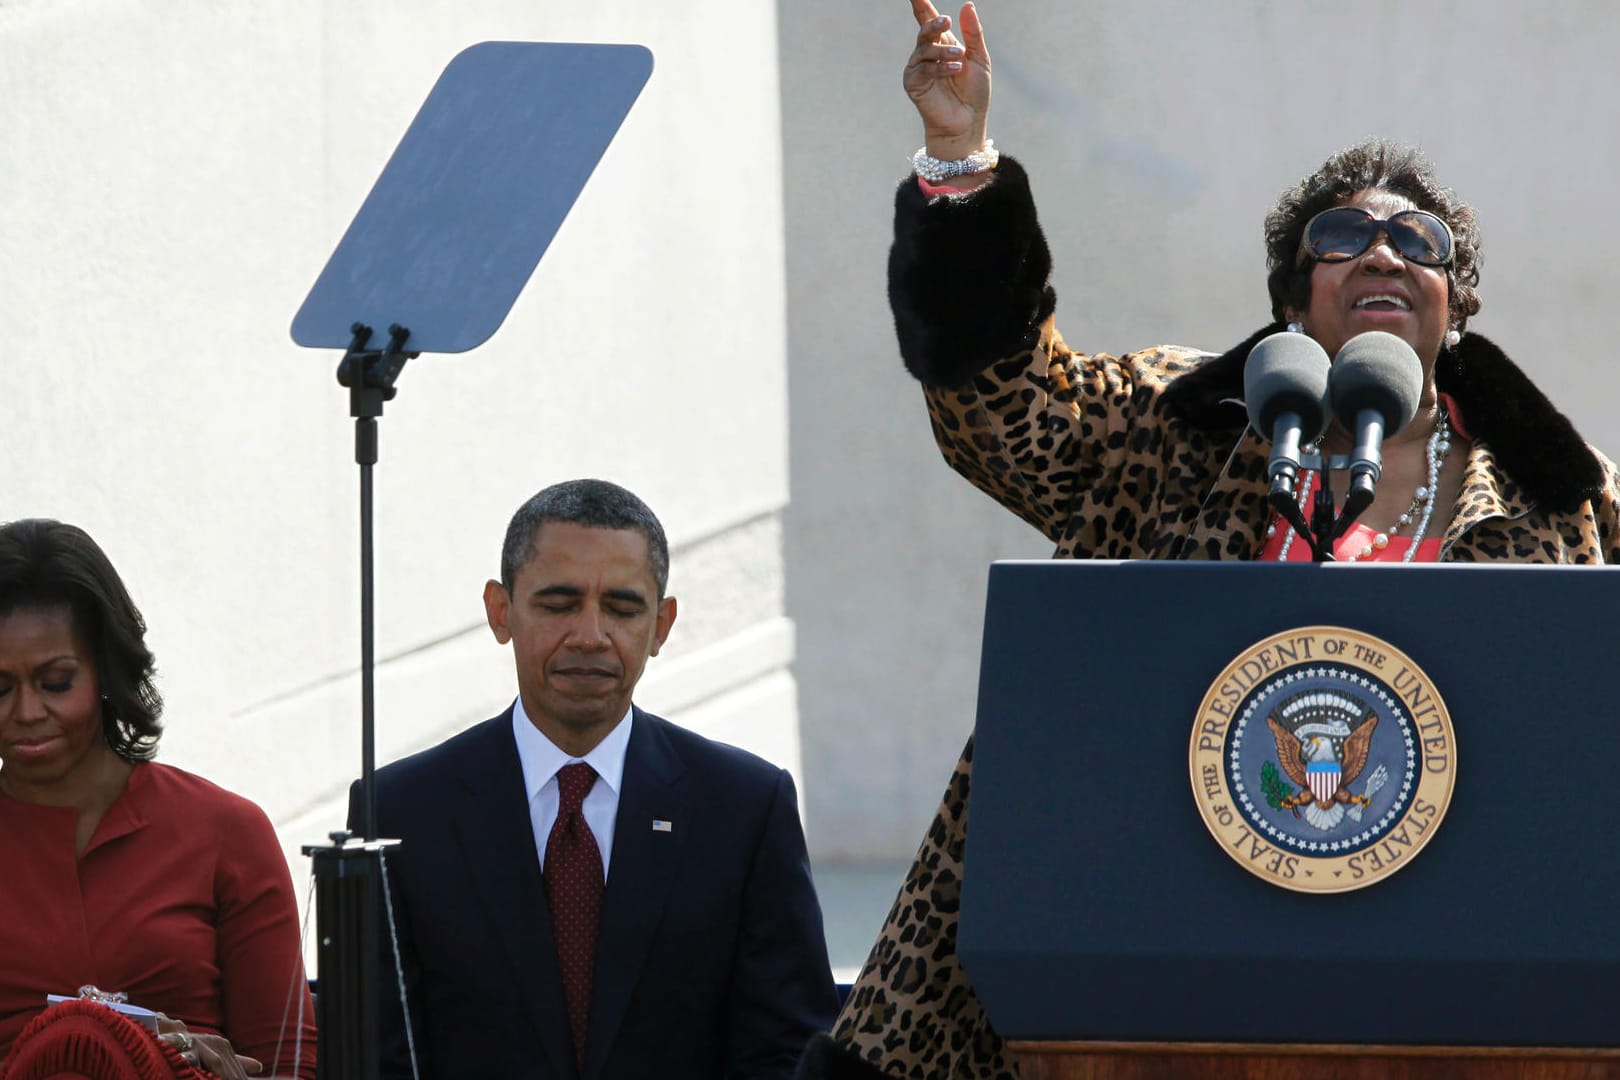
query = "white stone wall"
(2, 0, 796, 905)
(780, 0, 1620, 860)
(13, 0, 1620, 911)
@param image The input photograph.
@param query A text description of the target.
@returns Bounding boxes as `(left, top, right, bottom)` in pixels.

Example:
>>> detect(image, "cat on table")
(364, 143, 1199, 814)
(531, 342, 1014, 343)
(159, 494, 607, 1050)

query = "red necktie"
(544, 762, 604, 1068)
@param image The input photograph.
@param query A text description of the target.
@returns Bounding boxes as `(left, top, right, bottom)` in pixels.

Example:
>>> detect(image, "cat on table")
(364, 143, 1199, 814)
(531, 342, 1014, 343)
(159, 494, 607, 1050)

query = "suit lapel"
(582, 708, 689, 1078)
(447, 713, 579, 1080)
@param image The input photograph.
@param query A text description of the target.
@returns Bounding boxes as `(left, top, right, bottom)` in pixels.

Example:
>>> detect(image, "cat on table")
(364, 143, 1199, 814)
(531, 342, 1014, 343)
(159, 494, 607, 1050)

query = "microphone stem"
(1340, 407, 1386, 532)
(1348, 408, 1386, 484)
(1309, 483, 1337, 562)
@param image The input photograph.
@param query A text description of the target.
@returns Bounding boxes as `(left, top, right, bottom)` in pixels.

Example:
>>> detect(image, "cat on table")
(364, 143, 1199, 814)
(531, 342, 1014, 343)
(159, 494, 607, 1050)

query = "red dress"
(0, 763, 316, 1077)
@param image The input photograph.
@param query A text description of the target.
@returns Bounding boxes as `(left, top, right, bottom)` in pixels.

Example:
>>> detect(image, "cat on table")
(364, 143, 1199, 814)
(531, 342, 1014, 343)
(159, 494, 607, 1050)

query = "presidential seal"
(1188, 626, 1455, 893)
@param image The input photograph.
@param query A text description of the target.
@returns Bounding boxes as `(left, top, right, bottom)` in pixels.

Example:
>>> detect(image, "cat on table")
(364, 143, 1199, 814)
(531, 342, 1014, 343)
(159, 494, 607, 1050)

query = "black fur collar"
(1161, 327, 1605, 513)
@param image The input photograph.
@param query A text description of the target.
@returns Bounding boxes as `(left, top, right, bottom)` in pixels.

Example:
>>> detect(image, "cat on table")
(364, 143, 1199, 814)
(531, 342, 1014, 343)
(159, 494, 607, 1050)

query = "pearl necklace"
(1271, 407, 1452, 562)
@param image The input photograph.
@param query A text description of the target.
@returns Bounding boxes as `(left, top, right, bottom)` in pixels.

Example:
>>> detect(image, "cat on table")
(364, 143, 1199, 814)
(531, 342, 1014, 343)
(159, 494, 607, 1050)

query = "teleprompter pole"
(288, 44, 656, 1080)
(301, 322, 415, 1080)
(338, 321, 412, 841)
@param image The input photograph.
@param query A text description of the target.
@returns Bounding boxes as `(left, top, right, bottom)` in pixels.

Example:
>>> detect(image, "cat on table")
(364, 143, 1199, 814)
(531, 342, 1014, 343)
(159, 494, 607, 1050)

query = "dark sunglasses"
(1297, 206, 1454, 268)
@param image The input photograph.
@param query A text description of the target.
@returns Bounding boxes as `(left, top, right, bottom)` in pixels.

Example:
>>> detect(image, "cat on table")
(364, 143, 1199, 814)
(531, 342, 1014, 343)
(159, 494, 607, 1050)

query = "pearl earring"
(1445, 329, 1461, 348)
(1287, 321, 1305, 334)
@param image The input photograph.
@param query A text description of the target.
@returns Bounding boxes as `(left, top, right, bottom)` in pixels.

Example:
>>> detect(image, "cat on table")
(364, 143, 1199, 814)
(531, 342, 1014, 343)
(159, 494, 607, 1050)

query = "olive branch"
(1260, 761, 1294, 811)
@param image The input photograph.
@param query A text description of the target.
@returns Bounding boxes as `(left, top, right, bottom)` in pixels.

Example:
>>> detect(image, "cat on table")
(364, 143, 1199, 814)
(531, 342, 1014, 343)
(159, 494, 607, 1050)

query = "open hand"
(904, 0, 991, 161)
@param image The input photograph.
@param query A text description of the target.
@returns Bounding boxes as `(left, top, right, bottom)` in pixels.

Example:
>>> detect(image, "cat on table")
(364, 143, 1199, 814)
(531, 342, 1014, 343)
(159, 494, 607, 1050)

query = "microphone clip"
(1282, 445, 1383, 561)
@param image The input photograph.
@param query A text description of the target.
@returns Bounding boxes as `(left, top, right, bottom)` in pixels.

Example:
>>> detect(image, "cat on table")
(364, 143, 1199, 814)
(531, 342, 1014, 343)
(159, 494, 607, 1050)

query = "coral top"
(0, 762, 316, 1077)
(1260, 518, 1445, 562)
(1260, 396, 1470, 563)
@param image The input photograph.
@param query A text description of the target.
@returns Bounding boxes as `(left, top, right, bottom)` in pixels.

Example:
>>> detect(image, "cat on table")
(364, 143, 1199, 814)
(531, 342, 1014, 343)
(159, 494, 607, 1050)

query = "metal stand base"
(305, 835, 399, 1080)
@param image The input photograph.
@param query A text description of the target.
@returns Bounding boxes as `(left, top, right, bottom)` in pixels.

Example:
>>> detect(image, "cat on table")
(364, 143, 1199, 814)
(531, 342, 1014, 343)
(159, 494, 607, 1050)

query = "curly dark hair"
(0, 519, 163, 761)
(1265, 140, 1482, 333)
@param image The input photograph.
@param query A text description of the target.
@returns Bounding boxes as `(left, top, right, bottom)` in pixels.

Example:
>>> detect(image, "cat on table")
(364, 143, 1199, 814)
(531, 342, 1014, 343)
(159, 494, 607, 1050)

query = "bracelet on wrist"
(910, 139, 998, 183)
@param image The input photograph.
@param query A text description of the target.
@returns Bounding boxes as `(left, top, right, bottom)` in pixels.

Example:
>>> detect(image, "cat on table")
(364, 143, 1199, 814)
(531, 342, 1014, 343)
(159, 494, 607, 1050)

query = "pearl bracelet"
(910, 139, 999, 182)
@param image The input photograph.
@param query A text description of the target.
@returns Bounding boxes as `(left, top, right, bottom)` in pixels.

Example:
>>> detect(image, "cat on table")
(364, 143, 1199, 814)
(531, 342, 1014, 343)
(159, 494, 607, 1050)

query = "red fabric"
(1259, 517, 1445, 562)
(543, 763, 603, 1067)
(0, 764, 315, 1078)
(0, 999, 203, 1080)
(916, 174, 989, 198)
(1438, 391, 1471, 441)
(1261, 407, 1470, 563)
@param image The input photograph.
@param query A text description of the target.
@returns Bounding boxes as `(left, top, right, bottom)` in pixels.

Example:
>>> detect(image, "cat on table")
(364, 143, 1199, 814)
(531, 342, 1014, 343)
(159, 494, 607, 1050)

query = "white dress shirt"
(511, 697, 632, 881)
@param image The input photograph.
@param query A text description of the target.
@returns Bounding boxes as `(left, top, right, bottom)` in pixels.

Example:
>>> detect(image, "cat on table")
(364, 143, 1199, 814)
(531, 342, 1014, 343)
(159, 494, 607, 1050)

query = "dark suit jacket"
(348, 705, 838, 1079)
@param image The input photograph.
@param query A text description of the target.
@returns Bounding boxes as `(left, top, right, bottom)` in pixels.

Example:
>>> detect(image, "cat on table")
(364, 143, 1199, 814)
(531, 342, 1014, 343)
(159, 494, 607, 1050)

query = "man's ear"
(649, 595, 677, 657)
(483, 579, 513, 644)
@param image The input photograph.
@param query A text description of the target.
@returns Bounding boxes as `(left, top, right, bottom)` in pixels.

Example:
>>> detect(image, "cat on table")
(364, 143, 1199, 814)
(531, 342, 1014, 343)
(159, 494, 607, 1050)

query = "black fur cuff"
(888, 155, 1057, 387)
(1435, 333, 1604, 513)
(795, 1033, 892, 1080)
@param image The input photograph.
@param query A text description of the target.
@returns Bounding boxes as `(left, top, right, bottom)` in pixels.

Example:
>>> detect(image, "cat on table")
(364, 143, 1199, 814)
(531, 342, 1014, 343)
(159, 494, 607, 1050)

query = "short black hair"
(0, 519, 163, 761)
(1265, 139, 1482, 332)
(499, 479, 670, 597)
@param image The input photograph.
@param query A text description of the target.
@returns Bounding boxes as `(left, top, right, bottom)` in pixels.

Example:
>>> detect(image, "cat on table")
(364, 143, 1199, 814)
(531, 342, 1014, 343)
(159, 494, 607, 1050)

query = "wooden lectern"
(1008, 1040, 1620, 1078)
(960, 562, 1620, 1078)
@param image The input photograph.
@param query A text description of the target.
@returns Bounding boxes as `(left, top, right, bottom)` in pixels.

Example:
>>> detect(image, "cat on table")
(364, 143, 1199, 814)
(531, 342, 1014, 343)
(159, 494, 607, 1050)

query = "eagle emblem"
(1263, 691, 1389, 831)
(1191, 627, 1456, 893)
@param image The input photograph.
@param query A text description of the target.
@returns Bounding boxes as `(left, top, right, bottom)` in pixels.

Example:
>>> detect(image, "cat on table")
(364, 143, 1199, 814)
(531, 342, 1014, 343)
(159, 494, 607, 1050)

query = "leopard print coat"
(799, 158, 1620, 1080)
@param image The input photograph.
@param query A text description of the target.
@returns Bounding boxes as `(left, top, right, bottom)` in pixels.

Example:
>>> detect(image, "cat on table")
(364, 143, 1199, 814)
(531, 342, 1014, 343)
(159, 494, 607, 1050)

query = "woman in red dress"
(0, 519, 316, 1079)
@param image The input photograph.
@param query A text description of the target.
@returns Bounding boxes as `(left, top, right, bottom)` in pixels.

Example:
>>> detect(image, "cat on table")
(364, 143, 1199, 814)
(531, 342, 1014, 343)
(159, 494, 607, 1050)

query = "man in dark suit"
(352, 479, 838, 1079)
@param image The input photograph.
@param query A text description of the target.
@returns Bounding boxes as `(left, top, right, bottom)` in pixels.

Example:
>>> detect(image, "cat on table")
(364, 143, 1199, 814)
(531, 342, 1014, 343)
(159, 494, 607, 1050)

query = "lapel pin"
(652, 819, 673, 832)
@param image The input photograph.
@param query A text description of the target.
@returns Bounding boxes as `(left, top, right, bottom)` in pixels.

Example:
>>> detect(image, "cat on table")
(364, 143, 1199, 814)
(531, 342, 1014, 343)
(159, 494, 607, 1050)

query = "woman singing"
(801, 2, 1620, 1075)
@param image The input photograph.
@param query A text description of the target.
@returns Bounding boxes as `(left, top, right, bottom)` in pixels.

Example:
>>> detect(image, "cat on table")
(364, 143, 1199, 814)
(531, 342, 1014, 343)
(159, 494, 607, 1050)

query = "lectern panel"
(959, 561, 1620, 1046)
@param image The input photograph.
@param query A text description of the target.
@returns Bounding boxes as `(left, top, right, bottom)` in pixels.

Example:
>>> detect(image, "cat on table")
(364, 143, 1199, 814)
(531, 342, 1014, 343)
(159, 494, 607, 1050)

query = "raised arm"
(904, 0, 993, 192)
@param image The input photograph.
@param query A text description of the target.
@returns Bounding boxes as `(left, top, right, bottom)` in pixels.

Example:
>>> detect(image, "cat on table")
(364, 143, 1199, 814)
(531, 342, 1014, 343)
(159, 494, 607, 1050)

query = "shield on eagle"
(1307, 760, 1341, 805)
